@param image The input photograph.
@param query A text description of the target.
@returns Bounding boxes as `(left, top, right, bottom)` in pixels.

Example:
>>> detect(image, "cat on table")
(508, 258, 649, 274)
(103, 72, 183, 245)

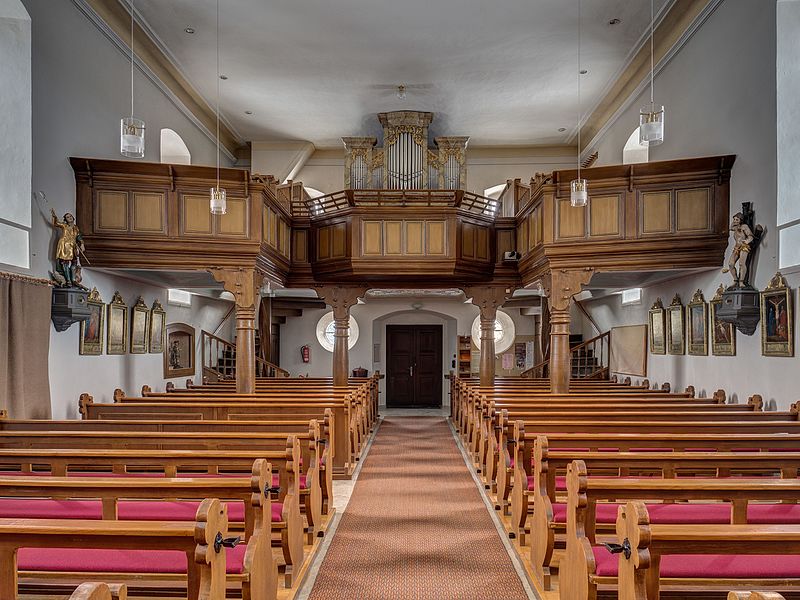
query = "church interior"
(0, 0, 798, 598)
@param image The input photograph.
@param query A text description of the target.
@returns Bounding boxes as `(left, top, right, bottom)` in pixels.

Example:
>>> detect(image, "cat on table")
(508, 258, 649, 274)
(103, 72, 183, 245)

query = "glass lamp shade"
(120, 117, 145, 158)
(210, 186, 227, 215)
(639, 105, 665, 146)
(570, 178, 588, 207)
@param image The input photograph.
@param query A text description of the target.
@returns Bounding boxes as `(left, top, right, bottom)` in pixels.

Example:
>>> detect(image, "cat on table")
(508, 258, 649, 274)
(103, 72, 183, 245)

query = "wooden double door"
(386, 325, 443, 408)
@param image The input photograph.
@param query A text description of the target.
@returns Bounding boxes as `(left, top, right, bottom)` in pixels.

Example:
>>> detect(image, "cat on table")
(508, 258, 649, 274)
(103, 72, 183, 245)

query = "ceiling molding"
(73, 0, 241, 159)
(580, 0, 723, 154)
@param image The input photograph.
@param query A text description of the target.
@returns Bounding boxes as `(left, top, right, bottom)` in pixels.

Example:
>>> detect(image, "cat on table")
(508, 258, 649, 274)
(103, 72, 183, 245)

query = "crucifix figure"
(722, 212, 754, 288)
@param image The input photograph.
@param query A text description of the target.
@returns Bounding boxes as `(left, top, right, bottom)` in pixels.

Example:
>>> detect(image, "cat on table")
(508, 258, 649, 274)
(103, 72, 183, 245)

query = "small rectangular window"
(779, 224, 800, 270)
(0, 222, 30, 269)
(168, 288, 192, 307)
(621, 288, 642, 306)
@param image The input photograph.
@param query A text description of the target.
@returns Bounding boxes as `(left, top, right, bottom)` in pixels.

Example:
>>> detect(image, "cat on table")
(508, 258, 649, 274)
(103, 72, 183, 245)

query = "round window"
(316, 311, 359, 352)
(471, 309, 516, 355)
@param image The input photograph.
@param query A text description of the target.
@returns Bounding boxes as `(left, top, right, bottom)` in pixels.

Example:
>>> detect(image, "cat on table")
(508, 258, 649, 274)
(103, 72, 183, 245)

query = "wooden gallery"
(0, 1, 798, 599)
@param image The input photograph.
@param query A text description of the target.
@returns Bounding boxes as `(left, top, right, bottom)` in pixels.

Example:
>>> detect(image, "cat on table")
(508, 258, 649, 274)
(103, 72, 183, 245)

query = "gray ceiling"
(134, 0, 671, 147)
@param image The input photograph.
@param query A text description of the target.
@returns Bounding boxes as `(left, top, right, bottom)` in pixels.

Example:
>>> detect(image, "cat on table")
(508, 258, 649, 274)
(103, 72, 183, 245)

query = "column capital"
(464, 286, 514, 320)
(542, 268, 594, 312)
(208, 267, 263, 308)
(314, 284, 369, 321)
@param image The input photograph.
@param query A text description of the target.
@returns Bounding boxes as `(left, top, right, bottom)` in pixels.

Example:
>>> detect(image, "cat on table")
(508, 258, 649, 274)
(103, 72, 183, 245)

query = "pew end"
(113, 388, 125, 403)
(70, 583, 127, 600)
(78, 393, 93, 419)
(728, 593, 786, 600)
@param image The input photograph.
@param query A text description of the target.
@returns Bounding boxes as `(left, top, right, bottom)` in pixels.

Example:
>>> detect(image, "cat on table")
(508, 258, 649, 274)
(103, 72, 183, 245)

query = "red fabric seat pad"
(272, 502, 283, 522)
(18, 543, 247, 574)
(550, 502, 730, 524)
(592, 546, 800, 578)
(0, 498, 246, 522)
(272, 473, 307, 489)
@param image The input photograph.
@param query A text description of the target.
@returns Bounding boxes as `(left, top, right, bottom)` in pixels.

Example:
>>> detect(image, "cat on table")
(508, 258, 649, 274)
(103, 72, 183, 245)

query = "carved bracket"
(208, 267, 263, 309)
(314, 284, 370, 321)
(464, 286, 514, 320)
(544, 268, 595, 312)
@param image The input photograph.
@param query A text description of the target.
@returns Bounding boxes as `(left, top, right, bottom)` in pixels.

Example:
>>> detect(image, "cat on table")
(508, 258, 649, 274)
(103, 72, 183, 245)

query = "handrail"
(520, 330, 611, 380)
(201, 330, 235, 382)
(256, 356, 290, 378)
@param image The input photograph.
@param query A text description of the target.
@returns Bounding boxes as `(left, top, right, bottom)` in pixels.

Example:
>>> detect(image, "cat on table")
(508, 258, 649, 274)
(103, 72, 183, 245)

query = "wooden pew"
(603, 501, 800, 600)
(69, 583, 127, 600)
(0, 497, 232, 600)
(0, 436, 308, 581)
(559, 461, 800, 599)
(0, 413, 333, 520)
(729, 594, 786, 600)
(79, 394, 361, 477)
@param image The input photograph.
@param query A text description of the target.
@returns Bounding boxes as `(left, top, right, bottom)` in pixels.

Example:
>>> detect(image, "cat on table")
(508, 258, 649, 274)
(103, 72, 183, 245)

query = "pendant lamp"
(210, 0, 226, 215)
(639, 0, 665, 146)
(120, 0, 144, 158)
(570, 0, 587, 208)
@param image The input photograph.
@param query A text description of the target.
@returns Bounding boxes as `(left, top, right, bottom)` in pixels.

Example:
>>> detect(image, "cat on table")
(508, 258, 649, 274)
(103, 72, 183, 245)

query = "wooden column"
(315, 285, 368, 387)
(210, 267, 262, 394)
(465, 286, 512, 387)
(542, 268, 594, 394)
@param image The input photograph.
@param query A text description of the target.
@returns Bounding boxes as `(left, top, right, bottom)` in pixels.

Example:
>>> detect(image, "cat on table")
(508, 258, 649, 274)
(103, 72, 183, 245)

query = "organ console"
(342, 111, 469, 191)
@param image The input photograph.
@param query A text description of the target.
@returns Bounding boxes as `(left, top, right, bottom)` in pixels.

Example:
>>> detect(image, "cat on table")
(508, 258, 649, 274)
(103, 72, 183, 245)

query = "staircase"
(201, 330, 289, 383)
(521, 331, 610, 380)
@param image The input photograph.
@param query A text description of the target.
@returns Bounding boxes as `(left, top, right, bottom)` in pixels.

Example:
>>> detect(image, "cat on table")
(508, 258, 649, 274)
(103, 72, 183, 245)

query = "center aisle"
(306, 417, 531, 600)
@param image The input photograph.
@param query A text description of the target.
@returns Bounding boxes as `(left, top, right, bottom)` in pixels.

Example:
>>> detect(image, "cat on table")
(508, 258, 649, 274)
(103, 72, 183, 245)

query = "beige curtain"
(0, 273, 52, 418)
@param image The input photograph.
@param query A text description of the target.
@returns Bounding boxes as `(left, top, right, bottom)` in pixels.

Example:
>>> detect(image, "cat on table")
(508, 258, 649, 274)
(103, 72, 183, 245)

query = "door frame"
(385, 324, 443, 408)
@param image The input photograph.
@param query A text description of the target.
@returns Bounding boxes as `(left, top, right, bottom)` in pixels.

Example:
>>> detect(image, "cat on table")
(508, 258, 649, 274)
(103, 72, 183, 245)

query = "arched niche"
(160, 128, 191, 165)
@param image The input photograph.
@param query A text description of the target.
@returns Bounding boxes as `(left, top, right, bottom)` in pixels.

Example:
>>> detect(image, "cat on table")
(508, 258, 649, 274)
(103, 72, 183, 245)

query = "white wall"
(279, 297, 536, 406)
(0, 0, 31, 270)
(582, 0, 800, 409)
(49, 269, 233, 419)
(17, 0, 237, 416)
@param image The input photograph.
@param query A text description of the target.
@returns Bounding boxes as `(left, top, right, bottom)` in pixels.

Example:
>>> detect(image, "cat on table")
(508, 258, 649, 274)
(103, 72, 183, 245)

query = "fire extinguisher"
(301, 345, 310, 363)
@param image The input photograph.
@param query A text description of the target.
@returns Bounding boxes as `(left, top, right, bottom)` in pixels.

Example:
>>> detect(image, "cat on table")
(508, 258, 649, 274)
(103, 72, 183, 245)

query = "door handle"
(409, 365, 413, 377)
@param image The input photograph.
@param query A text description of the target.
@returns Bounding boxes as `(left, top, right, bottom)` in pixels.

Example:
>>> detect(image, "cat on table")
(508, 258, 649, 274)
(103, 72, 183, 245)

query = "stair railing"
(520, 330, 611, 380)
(201, 330, 236, 382)
(256, 356, 290, 378)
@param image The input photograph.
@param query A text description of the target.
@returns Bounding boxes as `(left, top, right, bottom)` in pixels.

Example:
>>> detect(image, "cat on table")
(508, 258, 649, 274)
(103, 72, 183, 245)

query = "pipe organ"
(342, 112, 468, 191)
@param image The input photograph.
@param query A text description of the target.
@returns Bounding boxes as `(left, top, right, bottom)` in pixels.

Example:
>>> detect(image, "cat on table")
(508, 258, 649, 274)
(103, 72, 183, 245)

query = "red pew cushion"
(118, 501, 246, 523)
(592, 546, 800, 578)
(748, 503, 800, 523)
(18, 543, 247, 574)
(272, 502, 283, 522)
(0, 498, 101, 519)
(271, 473, 308, 490)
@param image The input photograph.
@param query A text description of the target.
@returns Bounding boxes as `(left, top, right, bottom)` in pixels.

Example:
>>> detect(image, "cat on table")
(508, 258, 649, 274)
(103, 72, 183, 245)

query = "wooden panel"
(318, 226, 331, 260)
(132, 193, 164, 233)
(461, 223, 475, 258)
(676, 188, 710, 231)
(363, 221, 383, 256)
(262, 206, 269, 242)
(527, 213, 536, 249)
(218, 198, 247, 236)
(385, 221, 403, 255)
(589, 194, 620, 237)
(497, 229, 514, 258)
(406, 221, 424, 255)
(182, 195, 212, 235)
(96, 191, 128, 231)
(293, 229, 307, 262)
(268, 208, 278, 247)
(282, 221, 291, 257)
(331, 223, 346, 258)
(558, 199, 586, 238)
(517, 222, 528, 254)
(426, 221, 446, 256)
(641, 191, 672, 234)
(475, 226, 489, 260)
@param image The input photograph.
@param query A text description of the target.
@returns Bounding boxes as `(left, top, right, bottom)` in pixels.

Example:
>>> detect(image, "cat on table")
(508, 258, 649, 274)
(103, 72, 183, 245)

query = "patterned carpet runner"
(306, 417, 530, 600)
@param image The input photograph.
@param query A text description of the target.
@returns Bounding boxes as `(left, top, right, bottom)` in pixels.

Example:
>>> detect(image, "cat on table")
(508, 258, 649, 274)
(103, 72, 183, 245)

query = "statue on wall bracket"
(716, 202, 764, 336)
(49, 208, 91, 332)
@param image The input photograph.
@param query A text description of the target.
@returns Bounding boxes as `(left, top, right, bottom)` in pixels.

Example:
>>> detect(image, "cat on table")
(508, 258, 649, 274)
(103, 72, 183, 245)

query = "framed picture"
(149, 299, 166, 354)
(130, 296, 150, 354)
(666, 294, 685, 355)
(164, 322, 196, 378)
(79, 287, 105, 355)
(761, 272, 794, 357)
(106, 291, 128, 355)
(687, 289, 708, 356)
(648, 298, 666, 355)
(710, 284, 736, 356)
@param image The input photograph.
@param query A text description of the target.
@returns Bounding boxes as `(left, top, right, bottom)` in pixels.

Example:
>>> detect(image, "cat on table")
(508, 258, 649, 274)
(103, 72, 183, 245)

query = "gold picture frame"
(687, 289, 708, 356)
(106, 291, 128, 355)
(648, 298, 666, 355)
(149, 298, 166, 354)
(79, 287, 104, 355)
(761, 272, 794, 357)
(666, 294, 685, 355)
(130, 296, 150, 354)
(710, 284, 736, 356)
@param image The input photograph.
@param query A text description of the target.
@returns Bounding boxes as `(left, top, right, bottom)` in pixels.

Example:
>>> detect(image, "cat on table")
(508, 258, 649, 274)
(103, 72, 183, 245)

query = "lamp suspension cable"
(210, 0, 227, 214)
(120, 0, 144, 158)
(570, 0, 588, 207)
(639, 0, 665, 146)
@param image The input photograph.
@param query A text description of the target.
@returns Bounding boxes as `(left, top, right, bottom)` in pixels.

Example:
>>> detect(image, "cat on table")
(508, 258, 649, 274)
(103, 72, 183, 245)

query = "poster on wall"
(514, 343, 527, 369)
(525, 341, 535, 370)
